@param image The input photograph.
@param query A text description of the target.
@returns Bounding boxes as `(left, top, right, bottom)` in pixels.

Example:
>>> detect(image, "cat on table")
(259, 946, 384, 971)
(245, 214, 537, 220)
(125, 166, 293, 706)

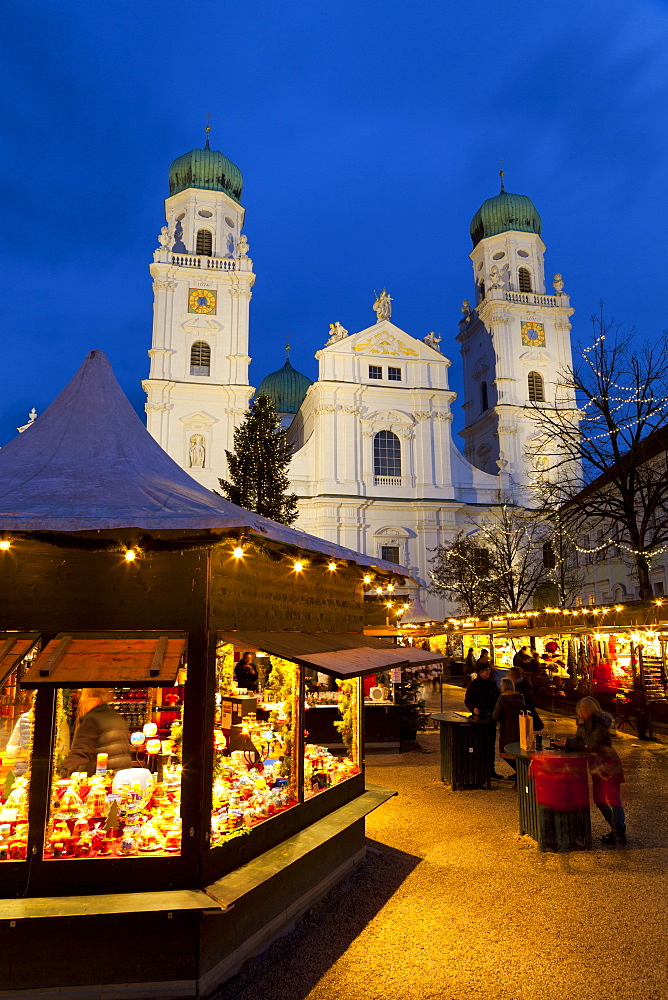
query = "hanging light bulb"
(294, 561, 303, 573)
(328, 561, 337, 571)
(233, 546, 244, 559)
(124, 549, 137, 562)
(387, 583, 395, 592)
(0, 540, 10, 551)
(376, 587, 383, 594)
(363, 574, 372, 584)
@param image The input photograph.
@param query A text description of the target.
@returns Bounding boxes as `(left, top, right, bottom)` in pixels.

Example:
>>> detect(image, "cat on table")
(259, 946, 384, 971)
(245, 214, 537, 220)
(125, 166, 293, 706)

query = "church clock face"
(188, 288, 217, 314)
(521, 321, 545, 347)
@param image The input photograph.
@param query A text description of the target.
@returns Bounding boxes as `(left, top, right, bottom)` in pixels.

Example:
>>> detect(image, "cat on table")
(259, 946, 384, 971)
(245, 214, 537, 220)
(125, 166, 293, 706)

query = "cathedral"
(143, 136, 576, 618)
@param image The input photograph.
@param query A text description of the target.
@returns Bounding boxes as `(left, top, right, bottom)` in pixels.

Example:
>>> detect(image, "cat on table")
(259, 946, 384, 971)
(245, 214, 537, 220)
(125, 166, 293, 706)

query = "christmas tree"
(218, 393, 299, 526)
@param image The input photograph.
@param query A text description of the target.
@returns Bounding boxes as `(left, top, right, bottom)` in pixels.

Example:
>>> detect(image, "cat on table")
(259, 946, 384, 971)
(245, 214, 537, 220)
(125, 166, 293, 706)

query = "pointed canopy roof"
(398, 599, 439, 625)
(0, 350, 407, 574)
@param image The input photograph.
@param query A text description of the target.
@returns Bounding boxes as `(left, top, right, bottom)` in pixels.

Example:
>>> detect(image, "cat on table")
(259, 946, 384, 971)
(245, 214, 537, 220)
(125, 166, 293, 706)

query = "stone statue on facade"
(326, 321, 348, 346)
(553, 273, 564, 292)
(189, 434, 206, 469)
(237, 234, 250, 258)
(489, 265, 503, 289)
(157, 225, 171, 250)
(372, 289, 392, 321)
(423, 331, 441, 352)
(461, 299, 471, 316)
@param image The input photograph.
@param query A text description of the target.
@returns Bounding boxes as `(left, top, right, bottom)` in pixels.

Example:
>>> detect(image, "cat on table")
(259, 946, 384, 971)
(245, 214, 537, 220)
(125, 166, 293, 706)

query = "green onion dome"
(168, 138, 243, 203)
(257, 359, 313, 414)
(470, 184, 541, 248)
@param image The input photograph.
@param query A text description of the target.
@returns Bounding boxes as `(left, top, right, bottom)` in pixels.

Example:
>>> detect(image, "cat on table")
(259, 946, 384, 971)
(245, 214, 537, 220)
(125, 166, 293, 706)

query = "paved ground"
(215, 686, 668, 1000)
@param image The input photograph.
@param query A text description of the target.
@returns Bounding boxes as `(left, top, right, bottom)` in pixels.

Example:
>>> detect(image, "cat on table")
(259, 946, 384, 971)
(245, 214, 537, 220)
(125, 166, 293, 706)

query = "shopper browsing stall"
(59, 689, 132, 778)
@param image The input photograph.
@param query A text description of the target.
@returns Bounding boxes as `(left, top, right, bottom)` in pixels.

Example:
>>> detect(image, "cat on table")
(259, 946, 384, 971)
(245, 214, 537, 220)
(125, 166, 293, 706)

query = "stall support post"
(357, 676, 364, 771)
(198, 628, 220, 856)
(25, 686, 56, 871)
(180, 627, 209, 878)
(297, 665, 305, 804)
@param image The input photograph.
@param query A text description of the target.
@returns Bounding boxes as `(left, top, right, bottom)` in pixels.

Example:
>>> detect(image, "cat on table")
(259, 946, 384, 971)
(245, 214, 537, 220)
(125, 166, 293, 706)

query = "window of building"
(656, 581, 665, 596)
(196, 229, 213, 256)
(473, 548, 489, 574)
(542, 541, 556, 569)
(518, 267, 532, 292)
(381, 545, 400, 565)
(190, 341, 211, 376)
(587, 594, 595, 606)
(478, 281, 485, 302)
(373, 430, 401, 483)
(369, 365, 382, 380)
(528, 371, 544, 402)
(387, 367, 402, 381)
(575, 595, 583, 607)
(480, 381, 489, 412)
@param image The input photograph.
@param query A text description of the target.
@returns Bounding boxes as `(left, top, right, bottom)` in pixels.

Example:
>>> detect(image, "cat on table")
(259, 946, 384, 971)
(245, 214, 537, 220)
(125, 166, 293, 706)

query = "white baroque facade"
(144, 148, 580, 616)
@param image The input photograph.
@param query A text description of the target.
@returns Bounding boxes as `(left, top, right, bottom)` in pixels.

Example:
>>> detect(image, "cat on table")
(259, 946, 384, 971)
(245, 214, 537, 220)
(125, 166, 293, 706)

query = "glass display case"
(0, 634, 40, 861)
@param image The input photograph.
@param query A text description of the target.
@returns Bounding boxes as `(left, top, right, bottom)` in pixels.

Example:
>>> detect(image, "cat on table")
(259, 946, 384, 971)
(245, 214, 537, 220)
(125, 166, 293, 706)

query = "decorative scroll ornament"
(353, 331, 418, 358)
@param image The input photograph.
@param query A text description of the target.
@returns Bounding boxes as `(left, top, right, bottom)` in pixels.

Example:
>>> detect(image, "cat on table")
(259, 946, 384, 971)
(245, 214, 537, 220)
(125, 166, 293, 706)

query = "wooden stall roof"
(0, 633, 40, 687)
(21, 632, 187, 687)
(217, 630, 410, 678)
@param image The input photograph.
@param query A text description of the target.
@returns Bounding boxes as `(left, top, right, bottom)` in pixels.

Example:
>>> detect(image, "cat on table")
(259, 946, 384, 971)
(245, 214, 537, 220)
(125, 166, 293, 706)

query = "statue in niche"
(489, 265, 503, 289)
(237, 234, 250, 257)
(423, 331, 441, 352)
(226, 233, 235, 258)
(172, 216, 187, 253)
(189, 434, 206, 469)
(372, 288, 392, 321)
(326, 321, 348, 346)
(157, 225, 171, 249)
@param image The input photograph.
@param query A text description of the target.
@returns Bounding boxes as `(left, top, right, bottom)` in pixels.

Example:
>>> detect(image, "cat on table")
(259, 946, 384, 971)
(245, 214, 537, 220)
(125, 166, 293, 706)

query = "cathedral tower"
(457, 175, 576, 498)
(143, 132, 255, 490)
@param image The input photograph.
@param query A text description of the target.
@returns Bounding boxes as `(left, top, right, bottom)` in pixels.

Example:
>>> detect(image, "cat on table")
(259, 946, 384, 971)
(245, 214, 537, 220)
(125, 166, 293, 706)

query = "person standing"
(508, 666, 544, 731)
(464, 647, 477, 676)
(234, 652, 259, 692)
(512, 647, 531, 669)
(465, 664, 504, 780)
(560, 697, 627, 846)
(492, 678, 525, 783)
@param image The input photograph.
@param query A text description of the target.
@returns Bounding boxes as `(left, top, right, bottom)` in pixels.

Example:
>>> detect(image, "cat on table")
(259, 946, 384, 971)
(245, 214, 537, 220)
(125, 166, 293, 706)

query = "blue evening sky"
(1, 0, 667, 445)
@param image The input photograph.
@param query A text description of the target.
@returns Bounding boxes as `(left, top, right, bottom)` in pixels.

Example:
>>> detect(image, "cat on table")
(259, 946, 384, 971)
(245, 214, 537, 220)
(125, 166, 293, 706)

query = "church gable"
(320, 320, 447, 365)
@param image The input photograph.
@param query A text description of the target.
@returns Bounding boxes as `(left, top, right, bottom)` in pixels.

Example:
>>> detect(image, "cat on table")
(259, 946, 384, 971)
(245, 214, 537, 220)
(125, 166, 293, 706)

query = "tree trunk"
(635, 553, 654, 600)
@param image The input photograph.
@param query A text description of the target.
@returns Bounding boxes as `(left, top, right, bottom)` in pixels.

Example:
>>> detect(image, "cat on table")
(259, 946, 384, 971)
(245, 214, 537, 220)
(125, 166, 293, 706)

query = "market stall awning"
(324, 632, 447, 667)
(21, 632, 187, 687)
(0, 350, 409, 579)
(0, 633, 40, 687)
(217, 630, 410, 678)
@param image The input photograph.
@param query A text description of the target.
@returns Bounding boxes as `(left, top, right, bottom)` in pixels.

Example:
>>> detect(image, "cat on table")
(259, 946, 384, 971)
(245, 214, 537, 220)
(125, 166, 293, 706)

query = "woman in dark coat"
(60, 688, 132, 777)
(492, 678, 525, 781)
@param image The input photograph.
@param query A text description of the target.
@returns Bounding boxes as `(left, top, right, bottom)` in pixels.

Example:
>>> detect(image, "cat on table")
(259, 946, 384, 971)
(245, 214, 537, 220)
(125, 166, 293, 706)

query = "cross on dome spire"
(499, 158, 505, 192)
(205, 114, 212, 149)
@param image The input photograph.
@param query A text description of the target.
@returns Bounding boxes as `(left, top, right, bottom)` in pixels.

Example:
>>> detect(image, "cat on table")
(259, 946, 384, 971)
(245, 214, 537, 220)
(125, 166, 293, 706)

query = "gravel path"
(215, 688, 668, 1000)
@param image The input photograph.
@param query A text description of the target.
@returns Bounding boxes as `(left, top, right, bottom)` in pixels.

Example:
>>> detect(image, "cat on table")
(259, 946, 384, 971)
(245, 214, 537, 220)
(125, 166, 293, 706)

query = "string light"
(124, 549, 137, 562)
(233, 546, 244, 559)
(363, 575, 372, 584)
(376, 587, 383, 594)
(0, 540, 10, 551)
(293, 561, 303, 573)
(387, 583, 395, 592)
(328, 561, 337, 571)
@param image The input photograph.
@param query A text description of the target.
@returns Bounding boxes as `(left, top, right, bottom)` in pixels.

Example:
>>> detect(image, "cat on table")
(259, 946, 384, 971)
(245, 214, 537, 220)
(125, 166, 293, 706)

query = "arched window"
(373, 431, 401, 484)
(528, 371, 544, 402)
(518, 267, 532, 292)
(196, 229, 213, 256)
(190, 341, 211, 376)
(480, 381, 489, 412)
(478, 280, 485, 302)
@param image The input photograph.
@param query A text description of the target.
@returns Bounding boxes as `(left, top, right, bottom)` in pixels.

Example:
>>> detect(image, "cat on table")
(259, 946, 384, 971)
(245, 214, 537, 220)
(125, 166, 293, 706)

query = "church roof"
(257, 359, 313, 414)
(470, 184, 542, 248)
(169, 139, 243, 203)
(0, 350, 406, 574)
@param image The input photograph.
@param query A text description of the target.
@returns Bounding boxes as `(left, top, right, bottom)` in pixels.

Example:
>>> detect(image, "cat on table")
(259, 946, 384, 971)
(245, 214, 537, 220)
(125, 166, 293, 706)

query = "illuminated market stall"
(0, 351, 406, 999)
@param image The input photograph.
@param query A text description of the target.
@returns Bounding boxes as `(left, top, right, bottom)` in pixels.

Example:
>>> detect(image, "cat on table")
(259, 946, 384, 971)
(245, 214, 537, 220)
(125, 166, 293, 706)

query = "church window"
(528, 371, 544, 402)
(478, 281, 485, 302)
(518, 267, 532, 292)
(543, 541, 556, 569)
(388, 366, 402, 381)
(473, 548, 489, 574)
(373, 431, 401, 483)
(381, 545, 400, 565)
(369, 365, 382, 379)
(196, 228, 213, 256)
(190, 341, 211, 376)
(480, 381, 488, 412)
